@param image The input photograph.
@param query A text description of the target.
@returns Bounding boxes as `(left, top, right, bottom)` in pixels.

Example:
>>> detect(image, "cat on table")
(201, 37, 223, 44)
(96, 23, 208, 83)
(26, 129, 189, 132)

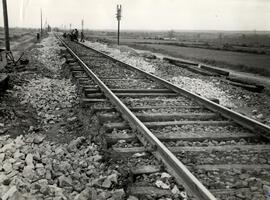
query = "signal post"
(116, 5, 122, 45)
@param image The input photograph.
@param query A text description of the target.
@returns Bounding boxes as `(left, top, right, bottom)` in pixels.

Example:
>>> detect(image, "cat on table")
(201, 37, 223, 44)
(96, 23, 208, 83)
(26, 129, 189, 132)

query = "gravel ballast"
(0, 135, 125, 200)
(82, 40, 270, 126)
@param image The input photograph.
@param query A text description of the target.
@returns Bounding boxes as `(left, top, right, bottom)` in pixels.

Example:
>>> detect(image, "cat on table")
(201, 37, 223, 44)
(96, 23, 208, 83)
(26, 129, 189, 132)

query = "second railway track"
(57, 35, 270, 200)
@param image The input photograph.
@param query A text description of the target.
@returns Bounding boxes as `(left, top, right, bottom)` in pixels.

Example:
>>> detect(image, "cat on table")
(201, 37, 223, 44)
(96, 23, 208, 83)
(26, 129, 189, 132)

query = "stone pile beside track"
(0, 135, 126, 200)
(34, 36, 66, 74)
(16, 78, 77, 129)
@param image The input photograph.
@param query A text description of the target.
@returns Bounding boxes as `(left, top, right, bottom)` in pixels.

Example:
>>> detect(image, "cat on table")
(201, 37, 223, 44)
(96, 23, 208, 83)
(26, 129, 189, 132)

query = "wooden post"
(81, 19, 84, 32)
(116, 5, 122, 45)
(2, 0, 10, 51)
(117, 19, 120, 45)
(40, 8, 43, 36)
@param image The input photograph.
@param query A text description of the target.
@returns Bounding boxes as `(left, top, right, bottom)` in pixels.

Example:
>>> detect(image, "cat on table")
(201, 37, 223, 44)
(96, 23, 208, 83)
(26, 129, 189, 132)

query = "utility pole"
(70, 23, 72, 31)
(40, 8, 43, 37)
(116, 5, 122, 45)
(218, 33, 223, 45)
(81, 19, 84, 32)
(2, 0, 10, 51)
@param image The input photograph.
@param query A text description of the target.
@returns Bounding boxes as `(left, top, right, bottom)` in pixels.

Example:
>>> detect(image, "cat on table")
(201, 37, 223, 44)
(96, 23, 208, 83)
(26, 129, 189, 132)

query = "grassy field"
(85, 30, 270, 76)
(0, 27, 37, 48)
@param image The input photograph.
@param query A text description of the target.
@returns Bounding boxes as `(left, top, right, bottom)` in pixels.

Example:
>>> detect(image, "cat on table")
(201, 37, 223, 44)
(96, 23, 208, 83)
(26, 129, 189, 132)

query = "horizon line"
(1, 26, 270, 33)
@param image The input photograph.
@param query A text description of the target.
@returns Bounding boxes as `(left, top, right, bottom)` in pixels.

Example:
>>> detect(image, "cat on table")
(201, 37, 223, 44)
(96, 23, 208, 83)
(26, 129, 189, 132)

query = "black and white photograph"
(0, 0, 270, 199)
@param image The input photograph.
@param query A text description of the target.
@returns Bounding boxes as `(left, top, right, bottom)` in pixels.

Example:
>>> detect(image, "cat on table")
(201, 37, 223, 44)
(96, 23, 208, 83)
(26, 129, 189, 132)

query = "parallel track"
(57, 35, 270, 200)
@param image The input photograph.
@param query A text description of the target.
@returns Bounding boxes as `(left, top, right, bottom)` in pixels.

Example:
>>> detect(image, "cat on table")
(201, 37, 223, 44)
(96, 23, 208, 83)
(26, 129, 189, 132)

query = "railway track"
(56, 35, 270, 200)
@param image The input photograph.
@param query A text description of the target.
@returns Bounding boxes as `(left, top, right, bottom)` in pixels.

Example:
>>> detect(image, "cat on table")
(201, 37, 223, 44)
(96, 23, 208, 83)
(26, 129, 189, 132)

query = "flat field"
(0, 27, 36, 48)
(85, 30, 270, 76)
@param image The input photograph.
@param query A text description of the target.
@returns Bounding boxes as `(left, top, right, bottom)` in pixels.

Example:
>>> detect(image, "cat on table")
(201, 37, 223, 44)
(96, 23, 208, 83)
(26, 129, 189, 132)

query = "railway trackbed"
(56, 35, 270, 200)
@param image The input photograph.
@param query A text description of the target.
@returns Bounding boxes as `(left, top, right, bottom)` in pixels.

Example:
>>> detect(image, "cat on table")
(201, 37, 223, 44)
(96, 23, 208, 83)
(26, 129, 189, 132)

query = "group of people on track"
(63, 29, 85, 42)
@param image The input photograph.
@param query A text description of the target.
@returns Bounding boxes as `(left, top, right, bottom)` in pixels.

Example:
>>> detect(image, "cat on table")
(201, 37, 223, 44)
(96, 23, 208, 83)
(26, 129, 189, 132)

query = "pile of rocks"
(34, 35, 65, 74)
(83, 41, 156, 74)
(14, 77, 77, 128)
(0, 135, 125, 200)
(171, 76, 236, 108)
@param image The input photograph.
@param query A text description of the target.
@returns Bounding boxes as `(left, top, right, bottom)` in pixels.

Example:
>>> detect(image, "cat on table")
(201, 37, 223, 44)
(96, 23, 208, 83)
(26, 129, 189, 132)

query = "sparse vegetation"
(0, 27, 37, 48)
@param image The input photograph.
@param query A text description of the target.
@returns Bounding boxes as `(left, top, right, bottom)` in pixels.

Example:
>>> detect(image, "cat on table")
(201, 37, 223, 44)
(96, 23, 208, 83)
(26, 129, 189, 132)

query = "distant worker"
(37, 33, 40, 41)
(70, 30, 74, 41)
(80, 31, 85, 42)
(74, 29, 79, 42)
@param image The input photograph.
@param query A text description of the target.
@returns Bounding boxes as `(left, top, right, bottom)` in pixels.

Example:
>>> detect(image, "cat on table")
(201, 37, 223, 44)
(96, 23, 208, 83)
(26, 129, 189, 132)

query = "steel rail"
(77, 41, 270, 139)
(56, 35, 217, 200)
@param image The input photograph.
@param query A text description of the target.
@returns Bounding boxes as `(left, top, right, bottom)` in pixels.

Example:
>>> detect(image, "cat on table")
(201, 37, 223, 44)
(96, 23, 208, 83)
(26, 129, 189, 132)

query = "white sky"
(1, 0, 270, 30)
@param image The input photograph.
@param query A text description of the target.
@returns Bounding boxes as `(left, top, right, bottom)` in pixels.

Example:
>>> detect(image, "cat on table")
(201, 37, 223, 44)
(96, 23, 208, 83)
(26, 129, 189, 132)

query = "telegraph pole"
(2, 0, 10, 51)
(40, 8, 43, 36)
(81, 19, 84, 32)
(116, 5, 122, 45)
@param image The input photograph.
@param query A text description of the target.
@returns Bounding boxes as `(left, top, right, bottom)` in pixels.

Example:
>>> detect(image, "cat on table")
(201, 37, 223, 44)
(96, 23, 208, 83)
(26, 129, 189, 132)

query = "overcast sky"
(1, 0, 270, 31)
